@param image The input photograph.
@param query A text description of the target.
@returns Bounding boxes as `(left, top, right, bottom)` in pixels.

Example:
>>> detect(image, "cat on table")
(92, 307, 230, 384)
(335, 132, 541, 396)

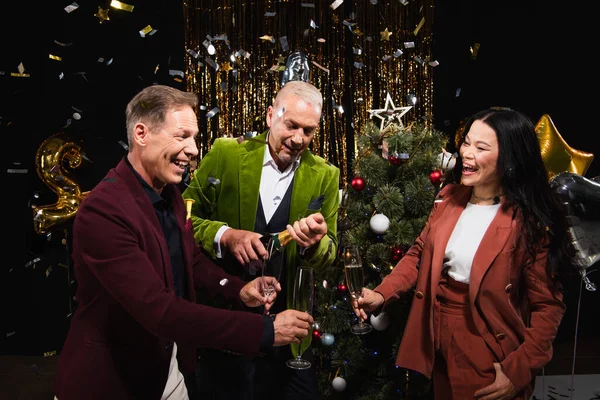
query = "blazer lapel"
(469, 203, 514, 302)
(289, 151, 317, 223)
(239, 136, 266, 231)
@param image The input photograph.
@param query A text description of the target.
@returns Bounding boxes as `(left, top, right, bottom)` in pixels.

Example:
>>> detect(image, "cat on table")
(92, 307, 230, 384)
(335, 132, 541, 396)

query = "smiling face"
(266, 92, 321, 171)
(459, 119, 502, 197)
(134, 106, 199, 192)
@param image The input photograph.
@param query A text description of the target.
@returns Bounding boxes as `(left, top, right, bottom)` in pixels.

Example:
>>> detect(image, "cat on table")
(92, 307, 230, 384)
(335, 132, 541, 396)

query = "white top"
(443, 202, 501, 283)
(214, 137, 299, 257)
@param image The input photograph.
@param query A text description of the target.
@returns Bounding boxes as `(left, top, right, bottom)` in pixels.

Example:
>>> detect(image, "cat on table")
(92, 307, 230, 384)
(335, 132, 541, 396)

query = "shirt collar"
(124, 156, 167, 207)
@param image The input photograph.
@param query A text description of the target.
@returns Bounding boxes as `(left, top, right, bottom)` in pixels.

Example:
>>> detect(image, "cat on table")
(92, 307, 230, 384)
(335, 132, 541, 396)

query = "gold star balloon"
(535, 114, 594, 180)
(94, 6, 110, 23)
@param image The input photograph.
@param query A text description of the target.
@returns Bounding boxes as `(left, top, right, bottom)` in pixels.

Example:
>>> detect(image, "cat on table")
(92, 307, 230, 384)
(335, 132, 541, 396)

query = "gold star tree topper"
(94, 6, 110, 24)
(368, 93, 412, 130)
(535, 114, 594, 180)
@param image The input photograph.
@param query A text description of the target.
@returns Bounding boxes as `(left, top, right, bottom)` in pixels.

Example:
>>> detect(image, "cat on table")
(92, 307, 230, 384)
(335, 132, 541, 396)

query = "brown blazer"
(54, 158, 266, 400)
(375, 183, 565, 393)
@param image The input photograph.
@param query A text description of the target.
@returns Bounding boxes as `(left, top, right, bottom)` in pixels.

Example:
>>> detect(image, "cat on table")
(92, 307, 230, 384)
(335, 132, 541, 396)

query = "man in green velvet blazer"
(182, 81, 340, 400)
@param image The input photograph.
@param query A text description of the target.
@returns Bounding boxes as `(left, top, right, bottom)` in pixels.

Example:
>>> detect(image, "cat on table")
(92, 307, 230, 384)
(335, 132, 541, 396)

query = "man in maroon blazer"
(53, 84, 313, 400)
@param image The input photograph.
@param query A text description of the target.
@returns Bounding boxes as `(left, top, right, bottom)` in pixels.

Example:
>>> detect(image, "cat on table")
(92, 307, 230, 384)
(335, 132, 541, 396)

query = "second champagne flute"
(343, 245, 373, 335)
(286, 266, 314, 370)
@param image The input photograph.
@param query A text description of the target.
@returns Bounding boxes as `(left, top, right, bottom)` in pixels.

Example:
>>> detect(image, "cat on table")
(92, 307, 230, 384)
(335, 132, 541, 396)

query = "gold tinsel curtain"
(183, 0, 434, 186)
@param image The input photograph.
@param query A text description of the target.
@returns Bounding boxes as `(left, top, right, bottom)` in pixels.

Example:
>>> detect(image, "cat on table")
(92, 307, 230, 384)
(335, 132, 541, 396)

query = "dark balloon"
(550, 172, 600, 291)
(280, 51, 310, 86)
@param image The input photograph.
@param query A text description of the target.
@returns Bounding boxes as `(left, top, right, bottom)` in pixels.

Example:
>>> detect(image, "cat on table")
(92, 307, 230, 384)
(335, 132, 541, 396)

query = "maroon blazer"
(376, 184, 565, 394)
(54, 158, 265, 400)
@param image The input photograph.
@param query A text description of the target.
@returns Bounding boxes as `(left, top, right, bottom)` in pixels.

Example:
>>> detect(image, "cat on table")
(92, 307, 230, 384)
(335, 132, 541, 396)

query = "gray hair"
(274, 81, 323, 110)
(125, 85, 198, 149)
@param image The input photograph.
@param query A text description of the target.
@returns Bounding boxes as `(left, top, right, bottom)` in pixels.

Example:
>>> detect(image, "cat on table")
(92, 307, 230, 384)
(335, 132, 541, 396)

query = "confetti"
(204, 56, 219, 71)
(7, 168, 28, 173)
(311, 60, 329, 73)
(382, 55, 392, 62)
(279, 36, 289, 52)
(353, 47, 362, 55)
(399, 0, 408, 4)
(11, 73, 30, 78)
(64, 2, 79, 13)
(25, 257, 41, 268)
(265, 11, 276, 17)
(54, 40, 72, 47)
(44, 350, 57, 357)
(186, 48, 199, 59)
(110, 0, 134, 12)
(330, 0, 343, 10)
(18, 62, 25, 74)
(310, 20, 318, 29)
(259, 35, 275, 43)
(118, 141, 129, 151)
(49, 54, 62, 61)
(404, 42, 415, 48)
(46, 266, 52, 277)
(470, 42, 481, 60)
(455, 88, 462, 97)
(94, 6, 110, 23)
(428, 60, 439, 67)
(317, 38, 326, 43)
(380, 28, 392, 41)
(59, 72, 64, 80)
(353, 61, 364, 69)
(414, 56, 424, 65)
(301, 3, 315, 7)
(206, 107, 219, 119)
(413, 17, 425, 35)
(393, 49, 403, 57)
(169, 70, 185, 78)
(139, 25, 155, 37)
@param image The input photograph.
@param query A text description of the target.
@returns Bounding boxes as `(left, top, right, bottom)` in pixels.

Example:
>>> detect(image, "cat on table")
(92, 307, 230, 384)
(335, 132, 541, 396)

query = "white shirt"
(161, 343, 188, 400)
(214, 138, 300, 257)
(443, 202, 500, 283)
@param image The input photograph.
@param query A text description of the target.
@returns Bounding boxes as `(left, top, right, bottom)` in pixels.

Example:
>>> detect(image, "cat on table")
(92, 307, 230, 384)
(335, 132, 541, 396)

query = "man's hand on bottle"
(272, 310, 314, 346)
(239, 277, 280, 310)
(221, 228, 268, 265)
(286, 212, 327, 248)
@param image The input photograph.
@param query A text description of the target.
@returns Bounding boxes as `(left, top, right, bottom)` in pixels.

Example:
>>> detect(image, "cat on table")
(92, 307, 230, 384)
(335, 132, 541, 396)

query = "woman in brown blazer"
(353, 108, 574, 400)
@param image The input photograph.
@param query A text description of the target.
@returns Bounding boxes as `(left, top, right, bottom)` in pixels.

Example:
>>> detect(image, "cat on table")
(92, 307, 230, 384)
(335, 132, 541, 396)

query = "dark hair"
(456, 108, 574, 295)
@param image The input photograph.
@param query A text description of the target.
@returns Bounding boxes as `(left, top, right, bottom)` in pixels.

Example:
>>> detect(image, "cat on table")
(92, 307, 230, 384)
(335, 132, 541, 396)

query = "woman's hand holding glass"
(351, 288, 385, 322)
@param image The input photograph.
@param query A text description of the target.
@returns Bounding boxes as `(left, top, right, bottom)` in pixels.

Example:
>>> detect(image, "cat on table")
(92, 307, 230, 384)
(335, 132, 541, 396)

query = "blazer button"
(165, 343, 173, 351)
(415, 291, 424, 299)
(504, 284, 512, 293)
(496, 332, 506, 340)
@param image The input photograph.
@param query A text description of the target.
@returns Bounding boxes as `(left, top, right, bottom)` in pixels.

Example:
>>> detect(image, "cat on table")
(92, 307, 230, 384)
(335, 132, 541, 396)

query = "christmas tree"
(313, 120, 453, 399)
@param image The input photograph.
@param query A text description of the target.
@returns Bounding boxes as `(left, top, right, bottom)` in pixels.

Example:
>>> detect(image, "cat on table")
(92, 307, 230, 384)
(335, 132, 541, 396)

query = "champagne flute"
(343, 245, 373, 335)
(286, 266, 314, 370)
(260, 234, 283, 298)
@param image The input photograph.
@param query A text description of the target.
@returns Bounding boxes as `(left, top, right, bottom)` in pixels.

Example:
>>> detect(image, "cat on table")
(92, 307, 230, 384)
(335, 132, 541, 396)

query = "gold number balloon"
(32, 132, 89, 234)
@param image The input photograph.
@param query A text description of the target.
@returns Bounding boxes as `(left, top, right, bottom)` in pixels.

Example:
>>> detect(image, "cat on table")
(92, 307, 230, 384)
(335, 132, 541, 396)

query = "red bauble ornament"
(351, 176, 365, 191)
(313, 330, 322, 339)
(337, 283, 347, 293)
(429, 170, 443, 185)
(390, 245, 405, 263)
(389, 155, 402, 166)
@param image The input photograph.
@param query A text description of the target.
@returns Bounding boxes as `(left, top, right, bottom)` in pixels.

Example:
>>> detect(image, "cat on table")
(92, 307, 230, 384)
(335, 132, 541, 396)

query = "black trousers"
(193, 345, 320, 400)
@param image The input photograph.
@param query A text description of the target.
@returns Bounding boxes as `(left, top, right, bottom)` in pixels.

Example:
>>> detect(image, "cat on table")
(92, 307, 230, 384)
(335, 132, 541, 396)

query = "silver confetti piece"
(403, 42, 415, 49)
(279, 36, 289, 52)
(205, 107, 219, 119)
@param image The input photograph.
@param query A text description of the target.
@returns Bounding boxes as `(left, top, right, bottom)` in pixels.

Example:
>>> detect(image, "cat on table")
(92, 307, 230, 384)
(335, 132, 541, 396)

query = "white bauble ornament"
(321, 333, 335, 346)
(437, 151, 456, 171)
(332, 376, 347, 392)
(370, 311, 390, 331)
(369, 214, 390, 234)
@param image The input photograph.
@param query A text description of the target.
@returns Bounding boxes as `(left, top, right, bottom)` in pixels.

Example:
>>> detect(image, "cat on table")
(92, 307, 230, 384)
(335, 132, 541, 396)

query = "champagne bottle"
(260, 230, 293, 252)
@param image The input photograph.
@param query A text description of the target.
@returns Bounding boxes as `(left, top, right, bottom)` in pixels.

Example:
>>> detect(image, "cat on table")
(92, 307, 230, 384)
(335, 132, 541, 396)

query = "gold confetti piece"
(470, 42, 481, 60)
(139, 25, 153, 37)
(18, 62, 25, 74)
(380, 28, 392, 41)
(173, 77, 183, 82)
(44, 350, 57, 357)
(221, 62, 233, 72)
(46, 266, 52, 277)
(259, 35, 275, 43)
(94, 6, 110, 23)
(154, 64, 160, 74)
(49, 54, 62, 61)
(414, 17, 425, 35)
(110, 0, 134, 12)
(10, 73, 30, 78)
(332, 14, 339, 23)
(353, 27, 364, 36)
